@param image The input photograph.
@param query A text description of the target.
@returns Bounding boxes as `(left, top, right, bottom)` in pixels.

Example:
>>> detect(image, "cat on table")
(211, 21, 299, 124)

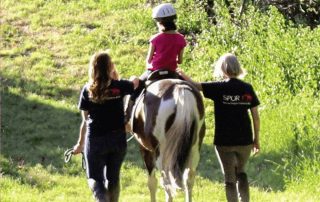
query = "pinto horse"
(129, 71, 205, 202)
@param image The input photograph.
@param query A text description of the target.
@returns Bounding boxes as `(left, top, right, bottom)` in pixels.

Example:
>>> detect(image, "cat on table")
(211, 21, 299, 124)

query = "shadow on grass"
(196, 143, 286, 191)
(1, 76, 285, 192)
(1, 76, 87, 184)
(1, 82, 80, 170)
(125, 134, 286, 192)
(0, 76, 146, 187)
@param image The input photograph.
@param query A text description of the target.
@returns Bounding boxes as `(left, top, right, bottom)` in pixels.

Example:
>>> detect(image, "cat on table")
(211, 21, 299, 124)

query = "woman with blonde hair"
(72, 51, 139, 202)
(178, 53, 260, 202)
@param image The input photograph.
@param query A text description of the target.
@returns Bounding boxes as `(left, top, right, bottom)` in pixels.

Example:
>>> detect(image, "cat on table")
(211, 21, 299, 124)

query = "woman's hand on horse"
(73, 143, 84, 155)
(177, 68, 190, 80)
(130, 76, 140, 89)
(111, 69, 120, 80)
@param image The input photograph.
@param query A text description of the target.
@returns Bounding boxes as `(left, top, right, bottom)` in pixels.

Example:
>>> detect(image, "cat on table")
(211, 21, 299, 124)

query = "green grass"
(1, 0, 319, 201)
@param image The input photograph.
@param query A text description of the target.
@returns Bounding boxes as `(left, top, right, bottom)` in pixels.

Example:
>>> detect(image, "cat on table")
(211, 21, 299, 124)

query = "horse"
(129, 71, 206, 202)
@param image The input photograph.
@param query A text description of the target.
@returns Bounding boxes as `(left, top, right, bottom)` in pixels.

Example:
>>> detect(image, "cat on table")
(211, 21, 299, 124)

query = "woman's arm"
(111, 68, 120, 80)
(73, 110, 88, 154)
(129, 76, 140, 89)
(250, 106, 260, 155)
(177, 68, 203, 91)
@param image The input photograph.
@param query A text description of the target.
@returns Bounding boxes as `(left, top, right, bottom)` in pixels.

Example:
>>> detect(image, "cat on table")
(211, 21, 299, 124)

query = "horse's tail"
(161, 83, 202, 196)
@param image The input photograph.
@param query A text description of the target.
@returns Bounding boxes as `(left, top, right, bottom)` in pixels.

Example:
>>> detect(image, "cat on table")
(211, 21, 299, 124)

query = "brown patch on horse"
(165, 111, 176, 133)
(144, 92, 161, 137)
(145, 79, 177, 135)
(161, 81, 176, 101)
(133, 101, 159, 152)
(140, 147, 157, 175)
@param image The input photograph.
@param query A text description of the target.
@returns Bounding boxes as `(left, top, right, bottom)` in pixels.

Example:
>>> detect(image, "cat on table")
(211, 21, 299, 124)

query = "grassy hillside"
(1, 0, 319, 201)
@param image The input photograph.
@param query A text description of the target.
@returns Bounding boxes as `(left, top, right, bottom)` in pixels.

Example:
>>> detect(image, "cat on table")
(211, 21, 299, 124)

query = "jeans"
(84, 133, 127, 193)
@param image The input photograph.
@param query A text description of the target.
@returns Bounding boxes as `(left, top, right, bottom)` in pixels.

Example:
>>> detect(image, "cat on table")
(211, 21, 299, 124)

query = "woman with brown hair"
(72, 51, 139, 202)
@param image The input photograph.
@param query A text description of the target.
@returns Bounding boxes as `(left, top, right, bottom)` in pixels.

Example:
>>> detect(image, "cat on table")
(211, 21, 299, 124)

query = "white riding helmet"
(152, 3, 176, 19)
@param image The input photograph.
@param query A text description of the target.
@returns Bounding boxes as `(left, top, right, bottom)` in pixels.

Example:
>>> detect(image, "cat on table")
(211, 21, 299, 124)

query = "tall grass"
(1, 0, 319, 201)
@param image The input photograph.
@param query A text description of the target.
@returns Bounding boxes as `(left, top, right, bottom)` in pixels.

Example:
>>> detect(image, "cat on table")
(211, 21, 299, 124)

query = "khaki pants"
(215, 145, 252, 183)
(215, 145, 252, 202)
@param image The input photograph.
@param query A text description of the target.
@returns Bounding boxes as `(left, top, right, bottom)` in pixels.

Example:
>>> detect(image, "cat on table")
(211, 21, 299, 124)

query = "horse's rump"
(132, 78, 205, 196)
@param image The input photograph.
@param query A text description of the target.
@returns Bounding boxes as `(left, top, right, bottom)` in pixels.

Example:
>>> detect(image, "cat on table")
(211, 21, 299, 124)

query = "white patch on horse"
(155, 98, 175, 168)
(154, 98, 175, 138)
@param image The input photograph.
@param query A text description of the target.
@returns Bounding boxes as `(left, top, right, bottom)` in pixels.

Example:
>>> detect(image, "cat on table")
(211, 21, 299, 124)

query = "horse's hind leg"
(183, 168, 196, 202)
(141, 147, 157, 202)
(165, 191, 173, 202)
(149, 169, 157, 202)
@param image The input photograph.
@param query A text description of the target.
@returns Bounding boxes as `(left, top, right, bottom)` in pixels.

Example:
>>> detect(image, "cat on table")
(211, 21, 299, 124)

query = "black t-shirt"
(201, 78, 260, 146)
(78, 79, 134, 138)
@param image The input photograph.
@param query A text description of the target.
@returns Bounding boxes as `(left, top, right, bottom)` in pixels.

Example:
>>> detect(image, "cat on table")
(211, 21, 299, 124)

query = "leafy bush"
(256, 0, 320, 28)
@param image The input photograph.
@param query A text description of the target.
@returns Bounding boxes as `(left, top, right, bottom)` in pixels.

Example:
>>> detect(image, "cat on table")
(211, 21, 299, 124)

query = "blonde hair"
(214, 53, 246, 79)
(88, 51, 113, 103)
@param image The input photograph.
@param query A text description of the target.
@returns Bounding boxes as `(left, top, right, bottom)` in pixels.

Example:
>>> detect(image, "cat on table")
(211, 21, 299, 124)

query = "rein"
(126, 132, 135, 142)
(64, 148, 86, 170)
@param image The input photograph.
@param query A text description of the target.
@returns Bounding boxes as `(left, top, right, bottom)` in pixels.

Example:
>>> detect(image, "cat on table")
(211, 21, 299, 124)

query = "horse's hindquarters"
(132, 79, 205, 201)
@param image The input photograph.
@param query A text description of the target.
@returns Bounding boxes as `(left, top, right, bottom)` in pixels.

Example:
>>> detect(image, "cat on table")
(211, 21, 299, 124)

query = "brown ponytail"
(88, 51, 113, 103)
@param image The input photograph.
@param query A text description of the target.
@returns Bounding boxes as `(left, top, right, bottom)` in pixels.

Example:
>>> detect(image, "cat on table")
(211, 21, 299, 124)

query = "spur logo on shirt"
(105, 88, 121, 100)
(222, 94, 251, 105)
(223, 95, 240, 102)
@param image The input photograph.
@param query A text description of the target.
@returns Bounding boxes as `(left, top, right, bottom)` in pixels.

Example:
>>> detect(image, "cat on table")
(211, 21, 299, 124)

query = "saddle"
(145, 69, 180, 86)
